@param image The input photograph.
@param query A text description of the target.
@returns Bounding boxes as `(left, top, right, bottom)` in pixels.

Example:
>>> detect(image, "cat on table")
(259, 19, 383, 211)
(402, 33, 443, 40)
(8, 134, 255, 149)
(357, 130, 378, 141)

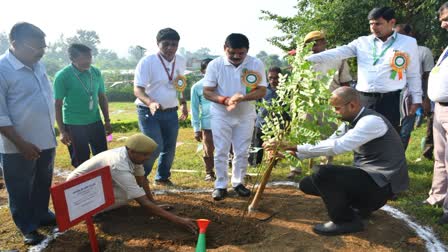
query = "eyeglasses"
(23, 43, 47, 53)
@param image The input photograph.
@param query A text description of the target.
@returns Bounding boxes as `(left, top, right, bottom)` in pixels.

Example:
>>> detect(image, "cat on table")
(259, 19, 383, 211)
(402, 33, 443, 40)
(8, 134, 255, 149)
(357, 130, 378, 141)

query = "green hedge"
(106, 84, 135, 102)
(111, 119, 191, 133)
(105, 72, 204, 102)
(55, 120, 191, 136)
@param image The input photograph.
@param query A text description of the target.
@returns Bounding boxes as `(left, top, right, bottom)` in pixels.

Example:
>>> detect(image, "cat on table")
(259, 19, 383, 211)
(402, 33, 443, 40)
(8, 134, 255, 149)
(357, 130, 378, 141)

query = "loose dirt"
(36, 187, 427, 252)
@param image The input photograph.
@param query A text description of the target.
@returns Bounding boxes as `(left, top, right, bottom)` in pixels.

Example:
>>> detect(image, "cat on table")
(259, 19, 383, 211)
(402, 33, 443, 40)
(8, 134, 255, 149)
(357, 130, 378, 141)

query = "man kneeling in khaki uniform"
(67, 133, 197, 233)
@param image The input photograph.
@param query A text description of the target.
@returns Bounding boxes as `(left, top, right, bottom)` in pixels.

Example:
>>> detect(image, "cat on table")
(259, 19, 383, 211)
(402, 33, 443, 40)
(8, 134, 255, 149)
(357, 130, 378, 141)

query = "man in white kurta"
(203, 33, 267, 201)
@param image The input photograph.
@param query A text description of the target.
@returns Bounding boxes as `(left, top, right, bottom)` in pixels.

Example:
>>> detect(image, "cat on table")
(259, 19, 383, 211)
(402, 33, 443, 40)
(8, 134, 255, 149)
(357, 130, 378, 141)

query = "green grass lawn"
(54, 102, 448, 242)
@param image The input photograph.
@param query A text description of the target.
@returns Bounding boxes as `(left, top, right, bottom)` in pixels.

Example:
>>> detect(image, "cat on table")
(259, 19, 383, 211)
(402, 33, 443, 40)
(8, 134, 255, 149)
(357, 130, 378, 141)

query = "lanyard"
(71, 66, 93, 97)
(157, 53, 176, 81)
(437, 49, 448, 66)
(372, 36, 396, 66)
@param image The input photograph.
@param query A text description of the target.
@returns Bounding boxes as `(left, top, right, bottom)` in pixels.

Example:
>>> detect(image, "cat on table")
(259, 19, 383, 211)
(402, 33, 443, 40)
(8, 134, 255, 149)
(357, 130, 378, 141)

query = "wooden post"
(248, 157, 276, 212)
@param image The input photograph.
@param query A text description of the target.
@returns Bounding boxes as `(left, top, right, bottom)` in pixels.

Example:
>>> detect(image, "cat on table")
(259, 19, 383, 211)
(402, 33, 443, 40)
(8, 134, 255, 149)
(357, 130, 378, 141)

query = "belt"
(439, 102, 448, 107)
(358, 90, 401, 97)
(138, 105, 178, 112)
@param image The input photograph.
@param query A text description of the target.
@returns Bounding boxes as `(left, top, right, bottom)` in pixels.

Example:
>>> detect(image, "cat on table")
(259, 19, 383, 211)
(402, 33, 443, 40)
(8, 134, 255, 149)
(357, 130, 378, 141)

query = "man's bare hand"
(194, 131, 202, 142)
(423, 98, 431, 116)
(229, 93, 244, 104)
(225, 93, 244, 111)
(176, 217, 198, 234)
(17, 140, 41, 160)
(59, 131, 72, 146)
(179, 104, 188, 121)
(149, 102, 160, 115)
(104, 121, 113, 135)
(408, 103, 421, 116)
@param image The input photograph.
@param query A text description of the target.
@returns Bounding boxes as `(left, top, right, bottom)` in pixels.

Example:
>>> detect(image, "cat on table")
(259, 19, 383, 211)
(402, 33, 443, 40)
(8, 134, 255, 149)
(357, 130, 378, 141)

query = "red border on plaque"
(50, 166, 115, 231)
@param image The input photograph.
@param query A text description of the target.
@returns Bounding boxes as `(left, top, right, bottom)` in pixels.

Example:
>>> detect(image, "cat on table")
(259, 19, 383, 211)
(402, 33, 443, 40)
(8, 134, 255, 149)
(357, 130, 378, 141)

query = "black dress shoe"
(313, 218, 364, 236)
(438, 214, 448, 225)
(212, 188, 228, 201)
(233, 184, 251, 197)
(23, 230, 45, 245)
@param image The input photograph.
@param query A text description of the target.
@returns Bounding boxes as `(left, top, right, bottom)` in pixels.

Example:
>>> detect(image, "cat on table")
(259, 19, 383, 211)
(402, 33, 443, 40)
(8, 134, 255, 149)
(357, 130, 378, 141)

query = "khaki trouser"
(427, 103, 448, 209)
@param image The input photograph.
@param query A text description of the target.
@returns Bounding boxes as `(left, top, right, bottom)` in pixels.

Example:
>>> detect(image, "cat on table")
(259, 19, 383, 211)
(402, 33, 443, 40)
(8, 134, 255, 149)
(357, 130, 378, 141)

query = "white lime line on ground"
(381, 205, 447, 252)
(27, 181, 445, 252)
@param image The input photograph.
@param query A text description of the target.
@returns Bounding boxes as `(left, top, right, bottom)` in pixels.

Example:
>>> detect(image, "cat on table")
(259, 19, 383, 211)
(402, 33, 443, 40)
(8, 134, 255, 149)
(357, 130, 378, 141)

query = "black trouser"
(299, 165, 393, 223)
(359, 90, 401, 133)
(248, 127, 264, 165)
(65, 120, 108, 167)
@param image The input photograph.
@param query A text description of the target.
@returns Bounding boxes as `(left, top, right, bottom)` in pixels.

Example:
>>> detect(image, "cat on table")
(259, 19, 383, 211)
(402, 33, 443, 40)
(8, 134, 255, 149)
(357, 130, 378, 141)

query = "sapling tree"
(248, 39, 340, 212)
(261, 40, 339, 172)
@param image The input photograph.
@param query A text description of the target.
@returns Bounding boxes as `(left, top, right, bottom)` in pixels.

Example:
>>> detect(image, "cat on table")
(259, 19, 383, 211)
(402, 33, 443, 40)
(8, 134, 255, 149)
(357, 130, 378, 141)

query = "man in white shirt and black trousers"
(266, 87, 409, 236)
(307, 7, 422, 133)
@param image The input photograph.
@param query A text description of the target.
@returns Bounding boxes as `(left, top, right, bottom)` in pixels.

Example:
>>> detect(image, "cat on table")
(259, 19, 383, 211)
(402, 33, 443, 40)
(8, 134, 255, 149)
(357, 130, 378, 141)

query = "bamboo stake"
(248, 156, 276, 212)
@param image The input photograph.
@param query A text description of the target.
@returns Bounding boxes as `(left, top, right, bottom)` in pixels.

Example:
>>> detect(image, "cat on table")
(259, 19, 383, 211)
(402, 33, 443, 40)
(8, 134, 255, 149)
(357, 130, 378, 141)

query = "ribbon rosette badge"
(241, 69, 261, 93)
(390, 51, 410, 80)
(173, 75, 187, 92)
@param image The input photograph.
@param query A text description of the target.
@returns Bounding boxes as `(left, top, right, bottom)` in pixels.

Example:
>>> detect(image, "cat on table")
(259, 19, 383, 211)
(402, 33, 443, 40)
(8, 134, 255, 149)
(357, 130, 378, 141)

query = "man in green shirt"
(54, 43, 112, 167)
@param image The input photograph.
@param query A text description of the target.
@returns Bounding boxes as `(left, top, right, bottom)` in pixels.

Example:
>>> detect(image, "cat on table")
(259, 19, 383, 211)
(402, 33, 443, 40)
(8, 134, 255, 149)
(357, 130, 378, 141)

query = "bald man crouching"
(67, 133, 197, 234)
(265, 87, 409, 236)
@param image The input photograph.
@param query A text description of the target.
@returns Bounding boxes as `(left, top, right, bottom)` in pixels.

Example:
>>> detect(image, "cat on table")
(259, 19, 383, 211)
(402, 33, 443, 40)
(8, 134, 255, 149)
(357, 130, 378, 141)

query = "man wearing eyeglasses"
(0, 22, 57, 245)
(133, 28, 188, 186)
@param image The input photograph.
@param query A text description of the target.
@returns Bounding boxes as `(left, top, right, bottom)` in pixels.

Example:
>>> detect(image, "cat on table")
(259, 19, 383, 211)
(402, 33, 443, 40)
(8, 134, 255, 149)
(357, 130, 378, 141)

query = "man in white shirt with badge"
(134, 28, 188, 186)
(425, 2, 448, 224)
(307, 7, 422, 133)
(203, 33, 267, 201)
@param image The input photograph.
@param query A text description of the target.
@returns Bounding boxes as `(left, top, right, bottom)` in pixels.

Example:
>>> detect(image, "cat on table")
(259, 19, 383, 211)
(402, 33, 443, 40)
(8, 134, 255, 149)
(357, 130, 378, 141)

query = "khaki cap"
(125, 133, 158, 153)
(304, 31, 325, 43)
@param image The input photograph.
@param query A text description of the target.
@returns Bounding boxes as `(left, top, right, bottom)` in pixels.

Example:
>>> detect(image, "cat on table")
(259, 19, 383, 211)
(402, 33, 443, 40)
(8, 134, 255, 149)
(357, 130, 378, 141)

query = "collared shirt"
(0, 50, 56, 153)
(134, 54, 186, 109)
(312, 59, 353, 92)
(294, 107, 388, 159)
(203, 55, 268, 117)
(307, 32, 422, 103)
(53, 64, 105, 125)
(428, 47, 448, 102)
(67, 147, 146, 201)
(190, 78, 211, 132)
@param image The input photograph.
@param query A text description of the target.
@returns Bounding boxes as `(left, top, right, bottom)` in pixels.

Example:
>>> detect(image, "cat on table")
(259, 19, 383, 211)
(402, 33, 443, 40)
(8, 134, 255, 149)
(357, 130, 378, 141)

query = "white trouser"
(211, 114, 255, 188)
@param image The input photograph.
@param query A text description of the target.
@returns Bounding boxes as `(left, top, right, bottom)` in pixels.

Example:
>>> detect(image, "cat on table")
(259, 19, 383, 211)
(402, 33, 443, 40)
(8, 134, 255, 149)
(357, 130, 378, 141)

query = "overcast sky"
(1, 0, 297, 57)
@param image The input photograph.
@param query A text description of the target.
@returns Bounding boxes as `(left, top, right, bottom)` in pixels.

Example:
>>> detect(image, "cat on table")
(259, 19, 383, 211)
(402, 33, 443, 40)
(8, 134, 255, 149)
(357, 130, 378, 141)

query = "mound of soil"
(43, 187, 427, 252)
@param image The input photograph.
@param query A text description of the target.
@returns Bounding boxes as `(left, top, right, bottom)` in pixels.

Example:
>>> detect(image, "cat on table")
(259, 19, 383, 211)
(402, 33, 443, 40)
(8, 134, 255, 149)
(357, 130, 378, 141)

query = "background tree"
(42, 35, 70, 78)
(262, 0, 448, 57)
(0, 32, 9, 53)
(256, 51, 287, 69)
(66, 30, 101, 56)
(128, 45, 146, 64)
